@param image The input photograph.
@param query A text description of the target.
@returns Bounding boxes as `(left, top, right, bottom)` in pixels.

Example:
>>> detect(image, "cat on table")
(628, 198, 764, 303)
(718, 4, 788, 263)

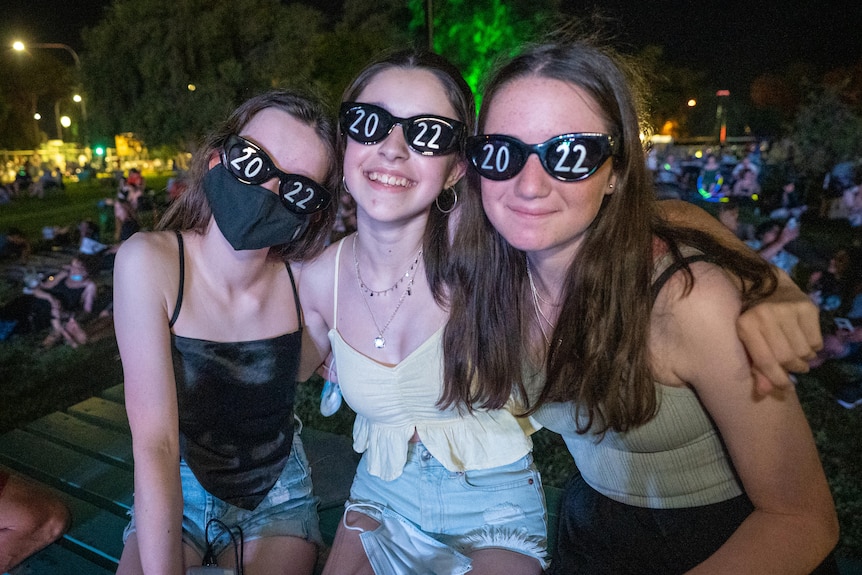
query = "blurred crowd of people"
(680, 143, 862, 409)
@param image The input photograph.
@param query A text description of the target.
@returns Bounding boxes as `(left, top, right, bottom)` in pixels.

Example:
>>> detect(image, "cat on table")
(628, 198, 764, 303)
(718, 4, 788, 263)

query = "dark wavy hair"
(338, 48, 475, 304)
(157, 89, 338, 262)
(442, 40, 777, 434)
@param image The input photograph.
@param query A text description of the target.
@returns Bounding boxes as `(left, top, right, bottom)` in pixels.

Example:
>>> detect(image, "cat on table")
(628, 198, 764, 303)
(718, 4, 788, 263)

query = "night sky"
(4, 0, 862, 93)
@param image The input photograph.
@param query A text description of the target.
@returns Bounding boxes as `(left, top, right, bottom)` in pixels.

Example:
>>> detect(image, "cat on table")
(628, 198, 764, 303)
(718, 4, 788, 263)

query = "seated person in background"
(747, 218, 800, 277)
(697, 153, 724, 197)
(113, 198, 140, 242)
(810, 291, 862, 409)
(30, 168, 64, 199)
(844, 184, 862, 227)
(78, 219, 108, 255)
(0, 228, 31, 262)
(808, 249, 853, 313)
(768, 179, 807, 220)
(12, 166, 32, 197)
(810, 251, 862, 371)
(32, 255, 99, 348)
(655, 153, 682, 185)
(731, 154, 760, 181)
(0, 469, 71, 572)
(731, 168, 761, 199)
(716, 199, 754, 241)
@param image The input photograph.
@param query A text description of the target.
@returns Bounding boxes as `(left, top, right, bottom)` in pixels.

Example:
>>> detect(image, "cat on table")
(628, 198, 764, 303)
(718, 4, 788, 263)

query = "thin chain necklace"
(526, 261, 555, 348)
(353, 234, 422, 297)
(353, 234, 422, 349)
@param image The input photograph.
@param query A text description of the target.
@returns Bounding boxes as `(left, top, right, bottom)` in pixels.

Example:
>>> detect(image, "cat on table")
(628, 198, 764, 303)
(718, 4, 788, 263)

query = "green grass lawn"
(1, 180, 861, 564)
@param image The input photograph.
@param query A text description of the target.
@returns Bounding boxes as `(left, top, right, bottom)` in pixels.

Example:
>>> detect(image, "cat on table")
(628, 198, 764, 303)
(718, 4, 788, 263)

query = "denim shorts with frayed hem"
(123, 433, 322, 558)
(347, 441, 548, 569)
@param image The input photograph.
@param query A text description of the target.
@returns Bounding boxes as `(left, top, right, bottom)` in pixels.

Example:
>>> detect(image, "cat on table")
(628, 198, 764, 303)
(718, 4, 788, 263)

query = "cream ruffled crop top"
(328, 238, 534, 481)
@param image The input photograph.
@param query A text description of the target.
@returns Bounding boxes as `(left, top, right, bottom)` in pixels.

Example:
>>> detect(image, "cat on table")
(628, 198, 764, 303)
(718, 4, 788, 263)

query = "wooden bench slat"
(6, 541, 115, 575)
(0, 429, 132, 516)
(61, 491, 127, 565)
(66, 397, 130, 433)
(99, 384, 125, 404)
(25, 412, 133, 471)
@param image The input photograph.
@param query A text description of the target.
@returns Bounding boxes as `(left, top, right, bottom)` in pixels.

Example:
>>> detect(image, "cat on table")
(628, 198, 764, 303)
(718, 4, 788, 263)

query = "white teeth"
(367, 172, 411, 187)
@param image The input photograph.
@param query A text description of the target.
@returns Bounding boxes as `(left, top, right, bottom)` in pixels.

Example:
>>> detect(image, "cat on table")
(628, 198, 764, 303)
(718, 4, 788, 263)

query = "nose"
(377, 123, 411, 161)
(513, 154, 551, 199)
(260, 176, 281, 195)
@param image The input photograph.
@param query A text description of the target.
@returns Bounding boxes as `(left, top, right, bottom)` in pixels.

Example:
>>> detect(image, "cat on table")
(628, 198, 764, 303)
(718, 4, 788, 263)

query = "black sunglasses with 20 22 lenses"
(340, 102, 464, 156)
(466, 133, 617, 182)
(220, 134, 331, 215)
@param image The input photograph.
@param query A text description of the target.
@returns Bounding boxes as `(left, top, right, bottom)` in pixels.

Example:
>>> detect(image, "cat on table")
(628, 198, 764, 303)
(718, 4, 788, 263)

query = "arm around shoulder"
(658, 200, 822, 391)
(659, 264, 838, 574)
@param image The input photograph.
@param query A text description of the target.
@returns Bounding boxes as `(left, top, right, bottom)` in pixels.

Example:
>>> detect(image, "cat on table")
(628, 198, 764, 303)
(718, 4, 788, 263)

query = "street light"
(12, 40, 81, 68)
(12, 40, 87, 142)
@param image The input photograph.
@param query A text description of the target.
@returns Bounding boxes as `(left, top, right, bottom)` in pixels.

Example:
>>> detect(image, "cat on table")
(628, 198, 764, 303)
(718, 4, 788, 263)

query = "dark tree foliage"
(407, 0, 557, 100)
(791, 87, 862, 181)
(0, 51, 73, 149)
(81, 0, 328, 149)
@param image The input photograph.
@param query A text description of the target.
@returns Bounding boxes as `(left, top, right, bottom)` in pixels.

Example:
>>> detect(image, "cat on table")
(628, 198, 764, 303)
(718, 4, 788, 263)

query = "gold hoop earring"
(435, 187, 458, 214)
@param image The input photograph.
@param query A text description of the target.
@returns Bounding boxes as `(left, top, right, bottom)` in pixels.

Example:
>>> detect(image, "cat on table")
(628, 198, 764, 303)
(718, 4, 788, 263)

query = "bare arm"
(292, 259, 334, 382)
(114, 234, 185, 574)
(658, 200, 822, 391)
(80, 281, 97, 314)
(659, 264, 838, 574)
(755, 225, 799, 262)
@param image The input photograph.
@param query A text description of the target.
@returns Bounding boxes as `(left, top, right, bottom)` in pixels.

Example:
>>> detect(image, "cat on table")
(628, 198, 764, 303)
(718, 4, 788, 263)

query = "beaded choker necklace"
(353, 234, 422, 349)
(353, 234, 422, 297)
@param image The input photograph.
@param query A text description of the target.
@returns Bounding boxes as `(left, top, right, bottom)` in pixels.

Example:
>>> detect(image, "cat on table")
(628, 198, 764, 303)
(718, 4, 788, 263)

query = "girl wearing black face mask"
(113, 91, 337, 575)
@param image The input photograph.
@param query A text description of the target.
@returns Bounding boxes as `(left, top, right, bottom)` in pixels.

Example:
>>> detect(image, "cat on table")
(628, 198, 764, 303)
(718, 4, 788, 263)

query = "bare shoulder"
(654, 259, 740, 319)
(652, 259, 749, 387)
(116, 230, 178, 264)
(115, 231, 182, 288)
(292, 240, 339, 306)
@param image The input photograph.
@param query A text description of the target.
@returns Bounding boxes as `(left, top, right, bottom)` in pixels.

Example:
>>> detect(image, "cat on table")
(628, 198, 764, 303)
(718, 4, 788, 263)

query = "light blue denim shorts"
(123, 433, 322, 557)
(347, 442, 548, 568)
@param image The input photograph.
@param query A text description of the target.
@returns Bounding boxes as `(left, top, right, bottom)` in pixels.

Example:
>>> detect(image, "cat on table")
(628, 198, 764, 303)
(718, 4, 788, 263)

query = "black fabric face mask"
(203, 164, 309, 251)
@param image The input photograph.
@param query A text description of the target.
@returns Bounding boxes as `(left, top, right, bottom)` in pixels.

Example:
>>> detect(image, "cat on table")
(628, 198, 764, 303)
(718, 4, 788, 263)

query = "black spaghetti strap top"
(170, 231, 303, 509)
(651, 252, 712, 303)
(48, 281, 86, 311)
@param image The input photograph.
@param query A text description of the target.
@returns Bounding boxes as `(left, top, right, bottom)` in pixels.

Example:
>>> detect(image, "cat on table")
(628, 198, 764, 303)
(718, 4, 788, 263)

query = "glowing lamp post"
(12, 40, 88, 142)
(715, 89, 730, 144)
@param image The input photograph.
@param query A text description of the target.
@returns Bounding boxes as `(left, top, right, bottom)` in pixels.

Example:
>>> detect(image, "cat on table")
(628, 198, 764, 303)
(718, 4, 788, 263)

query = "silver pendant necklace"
(526, 260, 556, 348)
(353, 234, 422, 349)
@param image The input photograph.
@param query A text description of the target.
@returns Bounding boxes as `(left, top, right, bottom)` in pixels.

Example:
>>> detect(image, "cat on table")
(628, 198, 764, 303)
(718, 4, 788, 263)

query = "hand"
(778, 224, 800, 244)
(315, 353, 337, 383)
(737, 277, 823, 395)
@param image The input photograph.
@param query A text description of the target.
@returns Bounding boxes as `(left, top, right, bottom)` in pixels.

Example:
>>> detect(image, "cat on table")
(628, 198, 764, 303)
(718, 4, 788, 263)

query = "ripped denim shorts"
(347, 441, 548, 569)
(123, 432, 322, 558)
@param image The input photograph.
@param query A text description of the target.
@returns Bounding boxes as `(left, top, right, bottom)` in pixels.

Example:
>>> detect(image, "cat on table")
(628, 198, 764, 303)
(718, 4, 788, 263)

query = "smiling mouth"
(510, 205, 553, 218)
(366, 171, 414, 188)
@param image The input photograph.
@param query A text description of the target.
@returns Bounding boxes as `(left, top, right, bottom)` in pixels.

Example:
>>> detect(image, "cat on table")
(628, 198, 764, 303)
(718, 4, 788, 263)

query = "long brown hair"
(157, 89, 338, 262)
(442, 40, 776, 434)
(338, 48, 475, 305)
